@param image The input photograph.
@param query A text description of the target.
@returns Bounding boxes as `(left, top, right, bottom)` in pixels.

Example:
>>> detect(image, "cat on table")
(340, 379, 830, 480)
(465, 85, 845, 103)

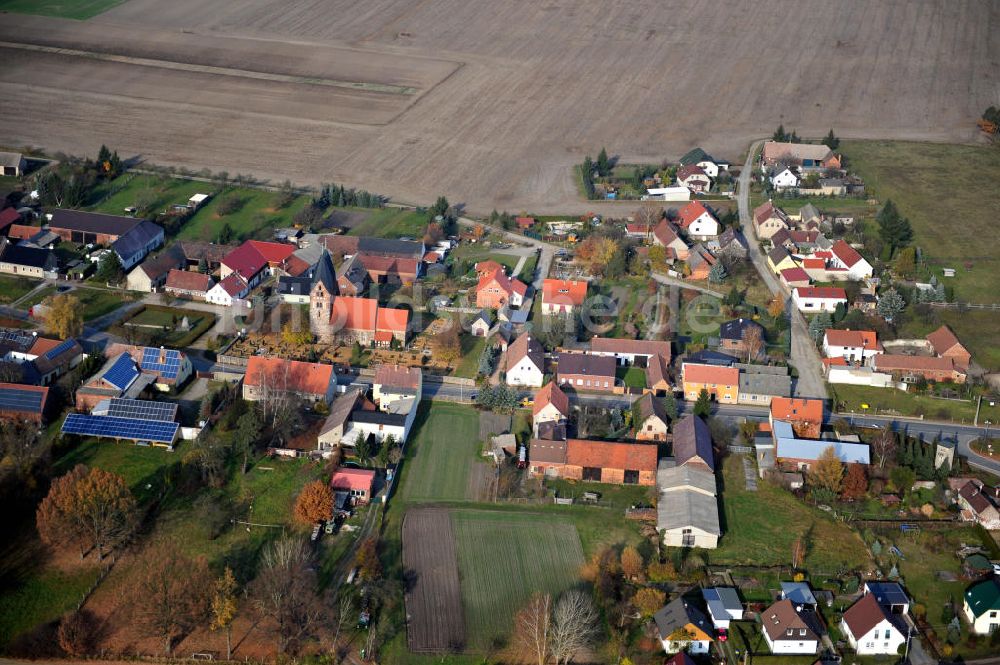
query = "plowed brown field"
(0, 0, 996, 214)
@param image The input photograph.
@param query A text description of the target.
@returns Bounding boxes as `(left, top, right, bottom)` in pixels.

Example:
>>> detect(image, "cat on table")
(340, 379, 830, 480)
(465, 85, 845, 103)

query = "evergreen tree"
(597, 148, 610, 177)
(833, 302, 847, 323)
(724, 286, 741, 309)
(877, 288, 906, 324)
(901, 438, 914, 466)
(823, 129, 840, 150)
(877, 200, 914, 254)
(808, 311, 832, 341)
(693, 389, 712, 418)
(772, 125, 786, 141)
(661, 392, 678, 421)
(708, 262, 728, 283)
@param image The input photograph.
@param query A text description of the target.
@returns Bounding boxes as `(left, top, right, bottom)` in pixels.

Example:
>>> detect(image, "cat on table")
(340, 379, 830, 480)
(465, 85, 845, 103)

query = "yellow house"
(767, 246, 798, 275)
(682, 363, 739, 404)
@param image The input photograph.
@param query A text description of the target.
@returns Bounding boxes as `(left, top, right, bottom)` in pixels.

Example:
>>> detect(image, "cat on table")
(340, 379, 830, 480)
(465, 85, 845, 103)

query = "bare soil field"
(0, 1, 996, 214)
(401, 507, 465, 653)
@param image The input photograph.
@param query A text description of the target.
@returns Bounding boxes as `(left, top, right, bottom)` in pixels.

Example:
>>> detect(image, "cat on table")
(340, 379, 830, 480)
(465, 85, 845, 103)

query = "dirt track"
(0, 0, 996, 214)
(401, 507, 465, 652)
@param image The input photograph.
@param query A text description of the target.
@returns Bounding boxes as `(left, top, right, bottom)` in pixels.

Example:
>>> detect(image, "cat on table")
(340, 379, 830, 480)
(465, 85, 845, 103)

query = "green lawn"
(54, 436, 180, 505)
(344, 207, 428, 239)
(544, 477, 654, 510)
(0, 0, 123, 20)
(749, 191, 876, 218)
(0, 562, 101, 649)
(617, 365, 647, 389)
(177, 188, 311, 242)
(88, 174, 207, 217)
(110, 304, 216, 347)
(451, 509, 584, 649)
(0, 275, 41, 304)
(841, 140, 1000, 303)
(713, 456, 870, 573)
(898, 308, 1000, 372)
(399, 403, 482, 502)
(21, 285, 58, 310)
(73, 287, 128, 320)
(452, 334, 487, 378)
(829, 383, 1000, 425)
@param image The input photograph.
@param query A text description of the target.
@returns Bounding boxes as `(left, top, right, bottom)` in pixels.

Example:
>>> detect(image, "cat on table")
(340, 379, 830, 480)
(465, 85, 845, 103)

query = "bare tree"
(741, 325, 764, 362)
(332, 592, 354, 660)
(252, 537, 328, 654)
(516, 593, 552, 665)
(131, 543, 212, 655)
(634, 202, 663, 242)
(871, 425, 897, 470)
(549, 590, 599, 665)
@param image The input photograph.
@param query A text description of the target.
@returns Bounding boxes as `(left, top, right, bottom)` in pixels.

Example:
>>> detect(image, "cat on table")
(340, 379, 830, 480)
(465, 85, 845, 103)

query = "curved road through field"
(736, 141, 828, 399)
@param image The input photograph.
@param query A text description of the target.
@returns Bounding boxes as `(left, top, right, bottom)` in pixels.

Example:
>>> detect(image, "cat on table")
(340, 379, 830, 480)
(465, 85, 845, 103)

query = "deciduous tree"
(43, 294, 84, 339)
(871, 425, 897, 470)
(632, 588, 666, 618)
(516, 593, 552, 665)
(355, 537, 382, 582)
(767, 294, 786, 318)
(209, 567, 239, 660)
(57, 610, 98, 657)
(575, 236, 620, 276)
(132, 543, 212, 655)
(293, 480, 334, 525)
(550, 590, 600, 665)
(841, 464, 868, 500)
(620, 546, 643, 580)
(742, 324, 763, 362)
(811, 446, 844, 493)
(433, 315, 461, 366)
(252, 537, 327, 654)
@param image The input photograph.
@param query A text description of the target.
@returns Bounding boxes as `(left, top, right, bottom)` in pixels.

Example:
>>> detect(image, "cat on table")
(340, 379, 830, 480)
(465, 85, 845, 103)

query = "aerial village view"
(0, 2, 999, 665)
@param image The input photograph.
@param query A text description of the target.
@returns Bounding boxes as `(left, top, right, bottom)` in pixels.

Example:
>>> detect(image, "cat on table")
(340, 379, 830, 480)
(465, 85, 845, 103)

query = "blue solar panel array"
(62, 413, 179, 444)
(0, 386, 45, 413)
(103, 354, 140, 391)
(106, 398, 177, 423)
(43, 339, 76, 360)
(141, 348, 182, 379)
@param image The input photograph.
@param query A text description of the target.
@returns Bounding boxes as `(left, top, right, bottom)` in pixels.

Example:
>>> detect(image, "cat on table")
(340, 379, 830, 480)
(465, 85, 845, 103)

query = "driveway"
(735, 141, 827, 399)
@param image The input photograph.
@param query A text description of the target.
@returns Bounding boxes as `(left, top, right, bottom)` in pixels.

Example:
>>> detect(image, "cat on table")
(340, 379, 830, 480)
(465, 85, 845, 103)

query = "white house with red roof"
(792, 286, 847, 313)
(476, 268, 527, 309)
(675, 201, 719, 241)
(829, 240, 873, 280)
(676, 164, 712, 194)
(652, 220, 690, 260)
(206, 273, 251, 307)
(822, 329, 883, 364)
(219, 240, 296, 288)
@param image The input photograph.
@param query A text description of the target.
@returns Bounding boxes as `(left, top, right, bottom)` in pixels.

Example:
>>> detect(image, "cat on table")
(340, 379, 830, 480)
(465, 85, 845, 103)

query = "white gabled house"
(770, 167, 800, 191)
(761, 599, 820, 655)
(841, 593, 909, 655)
(503, 334, 545, 387)
(822, 329, 882, 364)
(830, 240, 873, 280)
(792, 286, 847, 313)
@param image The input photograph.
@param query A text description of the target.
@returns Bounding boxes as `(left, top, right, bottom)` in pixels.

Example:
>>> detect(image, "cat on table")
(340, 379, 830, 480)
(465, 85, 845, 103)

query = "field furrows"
(402, 508, 465, 652)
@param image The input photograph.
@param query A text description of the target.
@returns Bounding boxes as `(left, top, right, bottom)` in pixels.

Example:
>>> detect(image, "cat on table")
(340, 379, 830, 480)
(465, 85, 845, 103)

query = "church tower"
(310, 250, 338, 342)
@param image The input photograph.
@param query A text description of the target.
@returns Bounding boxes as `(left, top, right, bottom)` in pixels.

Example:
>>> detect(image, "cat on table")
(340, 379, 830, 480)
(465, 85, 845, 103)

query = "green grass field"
(617, 365, 647, 389)
(713, 456, 870, 573)
(73, 287, 127, 321)
(898, 308, 1000, 372)
(841, 140, 1000, 303)
(400, 403, 481, 502)
(0, 562, 101, 649)
(54, 437, 180, 504)
(829, 383, 1000, 424)
(177, 189, 310, 242)
(88, 174, 207, 217)
(451, 509, 584, 649)
(345, 207, 428, 239)
(0, 0, 123, 20)
(0, 276, 41, 304)
(749, 191, 876, 218)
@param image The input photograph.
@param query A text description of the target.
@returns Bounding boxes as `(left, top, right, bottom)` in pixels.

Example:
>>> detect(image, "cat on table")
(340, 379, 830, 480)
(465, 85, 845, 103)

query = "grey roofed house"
(635, 392, 668, 426)
(685, 349, 738, 366)
(658, 461, 716, 496)
(738, 370, 792, 398)
(277, 274, 313, 297)
(49, 209, 141, 236)
(112, 220, 164, 263)
(556, 352, 616, 378)
(781, 581, 818, 606)
(320, 389, 362, 437)
(653, 595, 713, 642)
(799, 203, 822, 225)
(719, 318, 764, 343)
(292, 242, 325, 269)
(530, 438, 568, 464)
(657, 487, 721, 536)
(679, 147, 715, 166)
(717, 227, 747, 254)
(702, 587, 743, 626)
(768, 245, 792, 265)
(336, 253, 367, 292)
(357, 237, 424, 259)
(671, 414, 714, 470)
(174, 240, 233, 268)
(134, 245, 183, 280)
(0, 238, 58, 272)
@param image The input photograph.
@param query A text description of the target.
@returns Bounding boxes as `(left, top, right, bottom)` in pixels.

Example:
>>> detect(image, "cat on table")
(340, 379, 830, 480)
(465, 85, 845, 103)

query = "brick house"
(562, 439, 658, 485)
(557, 352, 617, 392)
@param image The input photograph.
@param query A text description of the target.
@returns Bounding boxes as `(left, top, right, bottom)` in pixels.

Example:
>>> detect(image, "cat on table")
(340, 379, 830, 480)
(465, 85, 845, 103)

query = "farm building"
(536, 439, 658, 485)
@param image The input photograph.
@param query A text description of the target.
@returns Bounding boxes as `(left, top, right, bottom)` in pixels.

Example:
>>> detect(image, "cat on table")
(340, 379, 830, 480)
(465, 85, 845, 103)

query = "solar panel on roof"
(0, 387, 44, 413)
(61, 413, 179, 444)
(0, 330, 33, 347)
(43, 339, 76, 360)
(141, 348, 181, 379)
(103, 354, 140, 391)
(105, 398, 177, 422)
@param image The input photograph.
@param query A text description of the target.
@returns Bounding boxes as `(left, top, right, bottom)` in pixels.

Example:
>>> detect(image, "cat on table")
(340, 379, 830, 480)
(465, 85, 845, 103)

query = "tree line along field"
(0, 2, 996, 214)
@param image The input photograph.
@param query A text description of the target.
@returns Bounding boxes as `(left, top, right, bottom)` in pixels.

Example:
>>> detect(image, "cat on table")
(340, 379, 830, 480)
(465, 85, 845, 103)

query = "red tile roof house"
(503, 334, 545, 387)
(557, 352, 617, 392)
(515, 216, 537, 230)
(753, 201, 791, 240)
(652, 220, 690, 260)
(822, 329, 882, 364)
(562, 439, 658, 485)
(791, 286, 847, 313)
(829, 240, 873, 280)
(243, 357, 336, 404)
(330, 468, 376, 505)
(926, 325, 972, 369)
(674, 201, 719, 241)
(840, 593, 909, 656)
(164, 268, 214, 300)
(871, 354, 967, 384)
(474, 260, 505, 278)
(358, 254, 420, 286)
(676, 164, 712, 194)
(957, 481, 1000, 529)
(532, 381, 569, 435)
(205, 272, 250, 307)
(219, 240, 296, 288)
(541, 278, 588, 315)
(780, 267, 811, 289)
(476, 268, 527, 309)
(685, 244, 717, 281)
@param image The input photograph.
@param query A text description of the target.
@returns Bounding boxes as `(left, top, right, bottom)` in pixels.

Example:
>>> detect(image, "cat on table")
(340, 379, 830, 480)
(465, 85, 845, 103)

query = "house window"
(682, 528, 694, 547)
(623, 470, 639, 485)
(577, 379, 583, 386)
(582, 467, 601, 481)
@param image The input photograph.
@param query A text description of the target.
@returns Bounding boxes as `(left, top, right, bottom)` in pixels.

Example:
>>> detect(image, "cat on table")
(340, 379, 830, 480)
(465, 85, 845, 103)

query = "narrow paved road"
(736, 141, 827, 399)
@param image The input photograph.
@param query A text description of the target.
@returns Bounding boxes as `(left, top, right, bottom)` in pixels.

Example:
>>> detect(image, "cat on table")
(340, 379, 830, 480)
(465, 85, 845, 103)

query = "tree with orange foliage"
(36, 464, 137, 560)
(575, 236, 620, 276)
(767, 294, 786, 318)
(620, 546, 644, 580)
(841, 464, 868, 500)
(355, 537, 382, 582)
(433, 315, 462, 366)
(632, 588, 666, 618)
(293, 480, 334, 525)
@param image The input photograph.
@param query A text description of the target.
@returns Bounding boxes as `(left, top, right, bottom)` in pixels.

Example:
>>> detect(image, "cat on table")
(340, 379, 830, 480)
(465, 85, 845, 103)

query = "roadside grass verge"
(829, 383, 1000, 425)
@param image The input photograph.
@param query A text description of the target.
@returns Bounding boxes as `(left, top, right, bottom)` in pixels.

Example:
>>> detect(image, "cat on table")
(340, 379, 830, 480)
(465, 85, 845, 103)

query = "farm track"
(0, 1, 996, 213)
(401, 507, 465, 652)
